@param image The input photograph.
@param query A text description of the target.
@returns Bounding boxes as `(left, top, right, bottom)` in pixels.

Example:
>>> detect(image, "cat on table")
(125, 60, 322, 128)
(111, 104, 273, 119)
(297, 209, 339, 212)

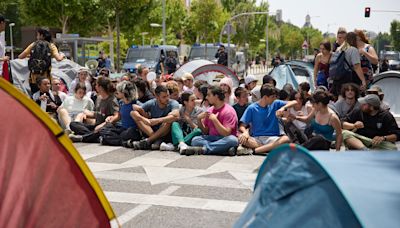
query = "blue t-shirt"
(141, 98, 180, 118)
(119, 100, 137, 129)
(240, 100, 287, 136)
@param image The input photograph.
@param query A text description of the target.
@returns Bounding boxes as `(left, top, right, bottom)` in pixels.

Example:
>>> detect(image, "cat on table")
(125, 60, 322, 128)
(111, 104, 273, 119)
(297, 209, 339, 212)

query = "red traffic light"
(365, 7, 371, 17)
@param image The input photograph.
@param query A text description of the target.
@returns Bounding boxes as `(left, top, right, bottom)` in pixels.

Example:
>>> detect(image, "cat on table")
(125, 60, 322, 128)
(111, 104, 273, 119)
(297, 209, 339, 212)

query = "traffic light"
(365, 7, 371, 17)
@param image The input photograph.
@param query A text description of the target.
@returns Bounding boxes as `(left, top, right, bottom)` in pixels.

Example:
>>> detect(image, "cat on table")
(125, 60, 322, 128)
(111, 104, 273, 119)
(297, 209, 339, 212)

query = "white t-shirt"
(289, 105, 309, 131)
(61, 95, 94, 116)
(0, 32, 5, 76)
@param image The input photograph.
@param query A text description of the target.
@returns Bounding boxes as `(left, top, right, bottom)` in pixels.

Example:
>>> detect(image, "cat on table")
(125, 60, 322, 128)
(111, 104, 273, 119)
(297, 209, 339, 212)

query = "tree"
(372, 32, 392, 55)
(189, 0, 228, 44)
(19, 0, 101, 35)
(390, 20, 400, 50)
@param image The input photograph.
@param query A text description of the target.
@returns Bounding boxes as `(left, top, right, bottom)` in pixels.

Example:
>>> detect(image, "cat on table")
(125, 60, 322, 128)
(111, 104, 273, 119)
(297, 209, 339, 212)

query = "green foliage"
(188, 0, 228, 44)
(390, 20, 400, 50)
(372, 32, 392, 54)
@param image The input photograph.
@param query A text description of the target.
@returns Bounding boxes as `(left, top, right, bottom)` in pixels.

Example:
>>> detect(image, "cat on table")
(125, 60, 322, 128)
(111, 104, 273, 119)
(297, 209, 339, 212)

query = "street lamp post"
(150, 23, 162, 45)
(140, 32, 149, 47)
(9, 23, 15, 60)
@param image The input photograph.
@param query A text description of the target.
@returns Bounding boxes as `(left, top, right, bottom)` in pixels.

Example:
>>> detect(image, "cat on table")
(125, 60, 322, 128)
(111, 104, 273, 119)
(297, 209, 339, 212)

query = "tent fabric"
(371, 71, 400, 115)
(235, 144, 400, 228)
(174, 59, 240, 88)
(269, 64, 300, 90)
(0, 78, 116, 227)
(269, 61, 315, 91)
(10, 58, 81, 95)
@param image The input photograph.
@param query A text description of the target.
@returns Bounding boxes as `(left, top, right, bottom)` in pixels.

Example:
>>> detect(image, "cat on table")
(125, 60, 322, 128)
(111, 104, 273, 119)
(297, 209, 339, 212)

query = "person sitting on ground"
(161, 91, 204, 153)
(295, 90, 343, 151)
(69, 76, 119, 143)
(182, 86, 239, 156)
(262, 74, 277, 87)
(100, 81, 142, 146)
(366, 85, 390, 111)
(342, 94, 399, 150)
(18, 28, 65, 94)
(334, 83, 361, 120)
(32, 77, 62, 118)
(127, 85, 180, 150)
(58, 83, 94, 133)
(166, 81, 181, 102)
(236, 84, 295, 155)
(69, 68, 92, 95)
(219, 77, 235, 105)
(134, 78, 154, 104)
(282, 91, 312, 144)
(193, 80, 208, 107)
(298, 81, 311, 100)
(233, 87, 249, 121)
(174, 77, 184, 94)
(244, 74, 258, 91)
(182, 73, 195, 92)
(51, 77, 67, 102)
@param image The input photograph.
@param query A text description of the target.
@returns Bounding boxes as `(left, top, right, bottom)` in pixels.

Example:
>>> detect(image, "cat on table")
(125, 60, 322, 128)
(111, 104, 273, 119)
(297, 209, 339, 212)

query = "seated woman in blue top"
(100, 81, 142, 146)
(295, 90, 342, 151)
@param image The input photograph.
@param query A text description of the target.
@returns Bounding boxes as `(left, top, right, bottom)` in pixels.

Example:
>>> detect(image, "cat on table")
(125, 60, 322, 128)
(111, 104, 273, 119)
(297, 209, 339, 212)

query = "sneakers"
(160, 142, 176, 151)
(236, 145, 254, 156)
(122, 139, 134, 148)
(132, 139, 150, 150)
(178, 142, 188, 155)
(181, 146, 205, 156)
(151, 139, 163, 150)
(227, 147, 237, 156)
(69, 134, 83, 142)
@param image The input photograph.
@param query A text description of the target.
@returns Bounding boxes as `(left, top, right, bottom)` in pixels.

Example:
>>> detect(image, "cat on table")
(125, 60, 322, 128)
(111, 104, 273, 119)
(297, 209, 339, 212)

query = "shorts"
(254, 136, 281, 146)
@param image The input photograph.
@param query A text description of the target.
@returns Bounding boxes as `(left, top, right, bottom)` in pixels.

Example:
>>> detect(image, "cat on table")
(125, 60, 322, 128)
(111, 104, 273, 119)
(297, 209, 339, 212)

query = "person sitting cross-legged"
(342, 94, 400, 150)
(127, 85, 180, 150)
(182, 85, 239, 156)
(161, 91, 203, 153)
(237, 84, 296, 155)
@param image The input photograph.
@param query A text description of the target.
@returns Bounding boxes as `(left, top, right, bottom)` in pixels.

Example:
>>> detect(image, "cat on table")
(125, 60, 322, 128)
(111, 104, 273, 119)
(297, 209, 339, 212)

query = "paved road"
(74, 143, 265, 227)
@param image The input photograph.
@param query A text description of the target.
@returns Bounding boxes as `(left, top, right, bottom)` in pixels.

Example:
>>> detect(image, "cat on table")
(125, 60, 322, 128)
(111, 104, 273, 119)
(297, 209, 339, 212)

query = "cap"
(244, 74, 257, 85)
(358, 94, 381, 108)
(0, 15, 9, 23)
(367, 85, 384, 95)
(219, 77, 233, 90)
(78, 67, 91, 76)
(182, 73, 194, 81)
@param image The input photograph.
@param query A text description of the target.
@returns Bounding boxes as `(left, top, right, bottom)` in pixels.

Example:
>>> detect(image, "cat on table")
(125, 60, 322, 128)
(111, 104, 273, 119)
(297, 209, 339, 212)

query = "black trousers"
(70, 122, 100, 143)
(302, 135, 332, 151)
(99, 125, 142, 146)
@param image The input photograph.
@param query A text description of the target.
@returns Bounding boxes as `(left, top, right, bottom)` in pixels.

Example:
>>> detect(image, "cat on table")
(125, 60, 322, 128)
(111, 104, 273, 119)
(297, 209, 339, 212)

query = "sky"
(256, 0, 399, 34)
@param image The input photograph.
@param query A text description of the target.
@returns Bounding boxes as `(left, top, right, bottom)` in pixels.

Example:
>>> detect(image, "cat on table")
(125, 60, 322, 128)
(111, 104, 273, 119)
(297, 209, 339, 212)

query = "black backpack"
(28, 40, 52, 74)
(329, 51, 353, 81)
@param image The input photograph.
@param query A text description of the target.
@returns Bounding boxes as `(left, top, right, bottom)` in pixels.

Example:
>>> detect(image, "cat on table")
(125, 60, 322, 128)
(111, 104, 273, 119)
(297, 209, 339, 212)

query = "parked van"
(123, 45, 179, 74)
(188, 43, 236, 67)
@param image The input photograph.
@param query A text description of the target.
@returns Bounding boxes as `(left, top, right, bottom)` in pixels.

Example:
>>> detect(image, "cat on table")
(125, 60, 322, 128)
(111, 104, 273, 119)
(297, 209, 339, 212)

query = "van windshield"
(189, 47, 219, 60)
(126, 48, 159, 63)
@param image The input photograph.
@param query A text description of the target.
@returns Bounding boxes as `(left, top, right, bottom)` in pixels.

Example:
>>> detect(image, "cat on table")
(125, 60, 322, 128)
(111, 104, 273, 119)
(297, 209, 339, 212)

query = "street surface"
(74, 143, 265, 227)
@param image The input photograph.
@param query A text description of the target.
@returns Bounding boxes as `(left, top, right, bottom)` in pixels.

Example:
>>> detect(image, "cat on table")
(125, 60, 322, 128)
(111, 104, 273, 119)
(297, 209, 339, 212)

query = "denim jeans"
(191, 135, 238, 155)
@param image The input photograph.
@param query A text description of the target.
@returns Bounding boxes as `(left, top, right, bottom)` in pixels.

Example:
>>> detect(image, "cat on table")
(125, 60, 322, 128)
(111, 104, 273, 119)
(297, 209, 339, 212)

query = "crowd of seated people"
(24, 62, 399, 155)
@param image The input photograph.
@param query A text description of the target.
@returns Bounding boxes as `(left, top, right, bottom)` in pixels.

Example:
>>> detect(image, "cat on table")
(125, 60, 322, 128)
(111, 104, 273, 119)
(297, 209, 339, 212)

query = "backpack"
(28, 40, 52, 74)
(329, 51, 353, 81)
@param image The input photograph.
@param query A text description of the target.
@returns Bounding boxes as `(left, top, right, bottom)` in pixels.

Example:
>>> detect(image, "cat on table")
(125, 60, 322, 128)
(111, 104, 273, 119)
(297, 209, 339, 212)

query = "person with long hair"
(313, 41, 332, 88)
(69, 68, 93, 95)
(100, 81, 142, 146)
(334, 83, 361, 120)
(69, 76, 119, 143)
(355, 29, 378, 86)
(295, 90, 342, 151)
(161, 91, 204, 153)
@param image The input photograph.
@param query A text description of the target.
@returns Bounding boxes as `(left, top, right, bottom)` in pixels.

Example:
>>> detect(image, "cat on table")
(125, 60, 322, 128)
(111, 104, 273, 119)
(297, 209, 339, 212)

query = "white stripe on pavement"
(105, 191, 247, 213)
(93, 170, 252, 189)
(78, 144, 120, 160)
(117, 186, 181, 225)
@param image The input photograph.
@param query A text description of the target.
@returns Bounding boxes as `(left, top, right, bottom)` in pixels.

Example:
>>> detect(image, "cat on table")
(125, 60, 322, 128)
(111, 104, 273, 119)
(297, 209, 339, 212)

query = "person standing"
(215, 45, 228, 66)
(19, 28, 65, 94)
(0, 15, 9, 79)
(355, 29, 378, 86)
(313, 41, 332, 88)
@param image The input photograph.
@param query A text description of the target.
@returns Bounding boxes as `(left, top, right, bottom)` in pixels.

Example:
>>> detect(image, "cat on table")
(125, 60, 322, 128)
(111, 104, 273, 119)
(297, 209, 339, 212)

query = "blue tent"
(235, 144, 400, 228)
